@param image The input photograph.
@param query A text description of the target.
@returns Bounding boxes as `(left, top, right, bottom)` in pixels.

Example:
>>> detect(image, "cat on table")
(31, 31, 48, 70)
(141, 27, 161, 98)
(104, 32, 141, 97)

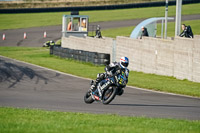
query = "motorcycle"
(84, 70, 128, 105)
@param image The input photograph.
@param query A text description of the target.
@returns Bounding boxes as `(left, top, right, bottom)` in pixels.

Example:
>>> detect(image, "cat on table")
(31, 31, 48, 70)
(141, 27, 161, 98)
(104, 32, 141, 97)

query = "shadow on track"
(0, 59, 48, 88)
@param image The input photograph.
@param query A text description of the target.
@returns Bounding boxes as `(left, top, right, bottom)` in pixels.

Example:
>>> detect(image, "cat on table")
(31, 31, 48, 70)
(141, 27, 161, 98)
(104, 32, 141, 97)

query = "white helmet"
(120, 57, 129, 69)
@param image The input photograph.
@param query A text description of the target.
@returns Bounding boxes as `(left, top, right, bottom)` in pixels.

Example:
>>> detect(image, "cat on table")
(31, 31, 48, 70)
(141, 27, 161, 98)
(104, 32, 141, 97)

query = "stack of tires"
(52, 46, 62, 56)
(52, 46, 110, 65)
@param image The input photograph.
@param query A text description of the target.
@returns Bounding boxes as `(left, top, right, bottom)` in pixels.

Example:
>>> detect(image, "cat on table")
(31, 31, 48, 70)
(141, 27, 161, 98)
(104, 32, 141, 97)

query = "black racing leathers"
(94, 62, 129, 87)
(140, 27, 149, 39)
(179, 25, 194, 38)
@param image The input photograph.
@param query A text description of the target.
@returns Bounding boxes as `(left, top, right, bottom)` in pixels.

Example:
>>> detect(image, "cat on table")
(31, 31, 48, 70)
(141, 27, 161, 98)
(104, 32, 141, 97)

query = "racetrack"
(0, 14, 200, 47)
(0, 14, 200, 120)
(0, 56, 200, 120)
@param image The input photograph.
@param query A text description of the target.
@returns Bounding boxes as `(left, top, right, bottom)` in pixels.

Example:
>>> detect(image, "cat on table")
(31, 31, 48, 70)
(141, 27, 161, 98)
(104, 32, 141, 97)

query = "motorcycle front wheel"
(84, 89, 95, 104)
(102, 86, 117, 105)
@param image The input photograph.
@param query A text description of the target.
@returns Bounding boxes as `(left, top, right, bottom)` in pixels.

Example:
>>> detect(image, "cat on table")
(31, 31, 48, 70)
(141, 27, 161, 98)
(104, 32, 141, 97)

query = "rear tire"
(102, 87, 117, 105)
(84, 90, 94, 104)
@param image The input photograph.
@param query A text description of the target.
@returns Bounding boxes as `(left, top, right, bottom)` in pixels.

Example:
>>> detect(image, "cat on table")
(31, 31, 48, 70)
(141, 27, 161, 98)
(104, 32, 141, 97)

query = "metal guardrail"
(1, 0, 200, 13)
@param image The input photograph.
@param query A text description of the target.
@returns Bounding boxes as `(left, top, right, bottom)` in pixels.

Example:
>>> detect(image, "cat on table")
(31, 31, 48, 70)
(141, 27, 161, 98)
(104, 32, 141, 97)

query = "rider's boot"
(91, 73, 107, 93)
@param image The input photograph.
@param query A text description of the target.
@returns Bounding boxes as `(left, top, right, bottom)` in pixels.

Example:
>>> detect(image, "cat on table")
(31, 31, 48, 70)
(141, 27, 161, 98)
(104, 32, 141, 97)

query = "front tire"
(84, 90, 95, 104)
(102, 87, 117, 105)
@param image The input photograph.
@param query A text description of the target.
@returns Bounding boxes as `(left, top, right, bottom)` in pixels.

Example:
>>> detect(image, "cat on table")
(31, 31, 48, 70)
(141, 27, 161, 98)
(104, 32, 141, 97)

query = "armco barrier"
(51, 46, 110, 65)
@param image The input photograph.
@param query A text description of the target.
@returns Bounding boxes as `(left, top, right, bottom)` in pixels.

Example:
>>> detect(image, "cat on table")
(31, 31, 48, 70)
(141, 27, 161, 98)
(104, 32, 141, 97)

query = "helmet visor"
(121, 62, 128, 67)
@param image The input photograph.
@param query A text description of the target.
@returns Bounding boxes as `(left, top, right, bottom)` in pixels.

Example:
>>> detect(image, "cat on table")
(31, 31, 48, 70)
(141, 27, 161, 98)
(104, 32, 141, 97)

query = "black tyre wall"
(52, 47, 110, 66)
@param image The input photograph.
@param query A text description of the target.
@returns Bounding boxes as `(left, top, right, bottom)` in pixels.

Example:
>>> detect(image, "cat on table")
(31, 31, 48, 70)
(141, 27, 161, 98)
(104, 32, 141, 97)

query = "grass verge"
(100, 19, 200, 38)
(101, 26, 135, 38)
(0, 107, 200, 133)
(0, 47, 200, 97)
(0, 3, 200, 30)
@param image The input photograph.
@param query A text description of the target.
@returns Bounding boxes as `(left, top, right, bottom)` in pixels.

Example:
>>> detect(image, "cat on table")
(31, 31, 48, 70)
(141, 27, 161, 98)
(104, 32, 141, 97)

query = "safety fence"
(51, 46, 110, 65)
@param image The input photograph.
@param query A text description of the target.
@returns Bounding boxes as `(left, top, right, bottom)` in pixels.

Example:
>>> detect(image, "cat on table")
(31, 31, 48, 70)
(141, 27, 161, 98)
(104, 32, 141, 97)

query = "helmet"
(120, 57, 129, 68)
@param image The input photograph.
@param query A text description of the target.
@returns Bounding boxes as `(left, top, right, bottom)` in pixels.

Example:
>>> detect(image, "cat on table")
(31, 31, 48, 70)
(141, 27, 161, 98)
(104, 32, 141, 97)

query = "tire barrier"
(1, 0, 200, 13)
(51, 46, 110, 66)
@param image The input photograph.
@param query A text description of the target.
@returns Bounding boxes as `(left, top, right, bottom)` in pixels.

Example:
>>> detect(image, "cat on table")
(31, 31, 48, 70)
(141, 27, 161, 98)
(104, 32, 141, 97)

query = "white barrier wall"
(62, 36, 200, 82)
(116, 36, 200, 82)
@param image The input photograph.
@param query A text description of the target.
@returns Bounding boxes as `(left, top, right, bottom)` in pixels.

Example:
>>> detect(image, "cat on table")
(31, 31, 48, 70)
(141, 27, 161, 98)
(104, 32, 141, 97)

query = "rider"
(91, 57, 129, 96)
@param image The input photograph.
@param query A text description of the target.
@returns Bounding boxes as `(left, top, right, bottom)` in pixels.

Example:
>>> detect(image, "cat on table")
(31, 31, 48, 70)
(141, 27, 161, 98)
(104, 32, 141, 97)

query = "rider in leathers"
(91, 57, 129, 96)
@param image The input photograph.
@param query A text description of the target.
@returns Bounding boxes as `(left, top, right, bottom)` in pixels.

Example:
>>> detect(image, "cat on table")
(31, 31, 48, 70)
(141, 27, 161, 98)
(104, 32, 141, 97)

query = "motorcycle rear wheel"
(102, 87, 117, 105)
(84, 90, 95, 104)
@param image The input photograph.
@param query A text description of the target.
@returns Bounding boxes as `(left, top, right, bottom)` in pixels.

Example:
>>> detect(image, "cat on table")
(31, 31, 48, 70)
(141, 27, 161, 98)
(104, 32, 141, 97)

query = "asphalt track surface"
(0, 14, 200, 47)
(0, 56, 200, 120)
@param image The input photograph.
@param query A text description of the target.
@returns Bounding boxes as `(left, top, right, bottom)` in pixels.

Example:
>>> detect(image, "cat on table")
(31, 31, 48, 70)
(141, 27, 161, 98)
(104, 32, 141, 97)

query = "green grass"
(0, 3, 200, 30)
(0, 107, 200, 133)
(100, 19, 200, 38)
(157, 19, 200, 37)
(0, 47, 200, 97)
(101, 26, 135, 38)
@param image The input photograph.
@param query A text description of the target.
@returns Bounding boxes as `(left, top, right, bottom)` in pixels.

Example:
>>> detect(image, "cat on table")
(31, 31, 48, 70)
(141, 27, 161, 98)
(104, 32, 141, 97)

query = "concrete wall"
(116, 36, 200, 82)
(62, 36, 114, 60)
(62, 36, 200, 82)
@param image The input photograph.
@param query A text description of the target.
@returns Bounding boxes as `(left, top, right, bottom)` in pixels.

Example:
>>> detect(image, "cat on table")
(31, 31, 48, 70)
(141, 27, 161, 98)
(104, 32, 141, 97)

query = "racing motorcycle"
(84, 70, 128, 105)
